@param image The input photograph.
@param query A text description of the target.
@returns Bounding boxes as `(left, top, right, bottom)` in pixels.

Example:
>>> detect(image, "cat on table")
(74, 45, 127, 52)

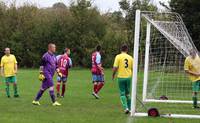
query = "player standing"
(112, 44, 133, 114)
(56, 48, 72, 98)
(184, 50, 200, 108)
(91, 45, 104, 99)
(0, 48, 19, 98)
(32, 43, 61, 106)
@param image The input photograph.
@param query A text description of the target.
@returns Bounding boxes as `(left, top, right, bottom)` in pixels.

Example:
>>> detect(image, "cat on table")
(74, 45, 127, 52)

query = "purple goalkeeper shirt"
(41, 52, 57, 80)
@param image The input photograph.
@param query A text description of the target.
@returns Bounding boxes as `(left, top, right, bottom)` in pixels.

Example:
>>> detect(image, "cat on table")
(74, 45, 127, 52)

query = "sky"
(2, 0, 170, 13)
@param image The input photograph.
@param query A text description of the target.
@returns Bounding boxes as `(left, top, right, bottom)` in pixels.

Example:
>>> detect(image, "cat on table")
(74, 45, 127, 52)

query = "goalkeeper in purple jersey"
(32, 43, 61, 106)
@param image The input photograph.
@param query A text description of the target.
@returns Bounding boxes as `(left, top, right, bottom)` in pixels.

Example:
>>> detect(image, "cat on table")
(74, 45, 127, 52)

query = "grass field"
(0, 69, 200, 123)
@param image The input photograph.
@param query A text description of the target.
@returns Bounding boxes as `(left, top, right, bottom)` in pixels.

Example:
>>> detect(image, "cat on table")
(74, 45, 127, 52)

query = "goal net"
(131, 10, 200, 118)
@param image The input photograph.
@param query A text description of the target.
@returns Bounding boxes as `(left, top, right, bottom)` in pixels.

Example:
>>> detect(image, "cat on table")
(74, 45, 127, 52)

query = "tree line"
(0, 0, 199, 68)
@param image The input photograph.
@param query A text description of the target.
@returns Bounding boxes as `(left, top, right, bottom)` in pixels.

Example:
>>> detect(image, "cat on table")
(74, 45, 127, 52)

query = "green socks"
(127, 95, 131, 110)
(120, 96, 128, 110)
(5, 85, 10, 97)
(5, 84, 18, 97)
(14, 85, 18, 96)
(193, 96, 197, 107)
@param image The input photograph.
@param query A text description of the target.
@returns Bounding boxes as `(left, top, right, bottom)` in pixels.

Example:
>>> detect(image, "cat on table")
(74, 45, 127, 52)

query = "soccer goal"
(131, 10, 200, 118)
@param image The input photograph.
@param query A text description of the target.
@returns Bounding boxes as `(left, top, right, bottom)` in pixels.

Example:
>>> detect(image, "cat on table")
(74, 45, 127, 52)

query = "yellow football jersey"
(113, 52, 133, 78)
(184, 55, 200, 82)
(0, 54, 17, 77)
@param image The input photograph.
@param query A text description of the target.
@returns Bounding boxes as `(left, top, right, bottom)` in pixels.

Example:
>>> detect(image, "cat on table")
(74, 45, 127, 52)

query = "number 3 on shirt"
(124, 59, 128, 68)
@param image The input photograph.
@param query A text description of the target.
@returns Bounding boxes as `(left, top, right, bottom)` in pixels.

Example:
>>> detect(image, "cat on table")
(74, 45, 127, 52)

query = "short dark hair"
(121, 44, 128, 52)
(48, 43, 55, 49)
(96, 45, 101, 51)
(63, 48, 70, 54)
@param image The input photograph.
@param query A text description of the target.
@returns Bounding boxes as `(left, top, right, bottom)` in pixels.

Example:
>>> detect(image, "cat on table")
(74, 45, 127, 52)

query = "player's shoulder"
(1, 55, 6, 58)
(185, 56, 190, 61)
(115, 54, 121, 59)
(10, 54, 16, 58)
(42, 52, 49, 57)
(56, 55, 62, 59)
(1, 55, 6, 60)
(127, 54, 133, 60)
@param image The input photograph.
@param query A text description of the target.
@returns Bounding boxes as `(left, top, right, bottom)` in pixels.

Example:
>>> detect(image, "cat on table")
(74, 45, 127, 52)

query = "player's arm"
(184, 58, 200, 76)
(68, 58, 72, 68)
(96, 53, 104, 74)
(39, 55, 47, 73)
(112, 67, 118, 80)
(185, 70, 200, 76)
(0, 66, 4, 77)
(112, 56, 119, 80)
(14, 55, 18, 74)
(0, 58, 4, 76)
(14, 63, 18, 74)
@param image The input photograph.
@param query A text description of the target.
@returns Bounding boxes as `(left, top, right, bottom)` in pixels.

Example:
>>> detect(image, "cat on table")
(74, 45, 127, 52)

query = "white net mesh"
(136, 11, 200, 116)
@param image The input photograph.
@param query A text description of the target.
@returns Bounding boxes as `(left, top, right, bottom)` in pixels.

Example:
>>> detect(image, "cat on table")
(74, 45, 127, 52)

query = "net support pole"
(142, 22, 151, 101)
(131, 9, 141, 116)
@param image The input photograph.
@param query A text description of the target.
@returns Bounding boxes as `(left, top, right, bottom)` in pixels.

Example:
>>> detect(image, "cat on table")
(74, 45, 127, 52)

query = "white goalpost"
(131, 10, 200, 118)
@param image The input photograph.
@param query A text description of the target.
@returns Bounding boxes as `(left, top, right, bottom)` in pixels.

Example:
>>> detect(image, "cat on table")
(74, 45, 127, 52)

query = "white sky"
(2, 0, 170, 13)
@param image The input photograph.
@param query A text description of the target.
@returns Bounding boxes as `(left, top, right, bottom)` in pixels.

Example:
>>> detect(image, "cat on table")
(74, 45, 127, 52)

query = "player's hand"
(1, 72, 4, 77)
(38, 73, 45, 81)
(112, 75, 115, 81)
(195, 73, 200, 76)
(58, 72, 63, 77)
(14, 70, 17, 74)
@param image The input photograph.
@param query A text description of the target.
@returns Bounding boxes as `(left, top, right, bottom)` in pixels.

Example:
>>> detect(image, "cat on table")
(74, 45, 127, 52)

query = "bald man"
(1, 48, 19, 98)
(32, 43, 61, 106)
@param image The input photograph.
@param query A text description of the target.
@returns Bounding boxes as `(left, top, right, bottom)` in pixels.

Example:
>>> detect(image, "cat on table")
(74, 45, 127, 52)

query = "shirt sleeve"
(131, 57, 133, 69)
(184, 58, 190, 71)
(56, 55, 61, 63)
(69, 58, 72, 67)
(95, 53, 101, 64)
(41, 55, 47, 66)
(113, 55, 119, 68)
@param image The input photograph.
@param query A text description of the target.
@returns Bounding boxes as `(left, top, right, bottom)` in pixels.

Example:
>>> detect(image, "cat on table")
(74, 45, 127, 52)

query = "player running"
(32, 43, 61, 106)
(184, 50, 200, 109)
(56, 48, 72, 98)
(112, 44, 133, 114)
(0, 48, 19, 98)
(91, 45, 104, 99)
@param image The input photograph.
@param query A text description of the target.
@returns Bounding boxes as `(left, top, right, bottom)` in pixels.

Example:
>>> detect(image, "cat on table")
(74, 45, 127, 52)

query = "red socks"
(56, 83, 60, 94)
(61, 84, 66, 96)
(96, 83, 104, 94)
(57, 83, 66, 96)
(93, 84, 98, 93)
(94, 83, 104, 94)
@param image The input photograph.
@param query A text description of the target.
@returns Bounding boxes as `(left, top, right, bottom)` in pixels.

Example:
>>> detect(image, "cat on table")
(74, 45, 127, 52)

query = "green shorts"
(117, 78, 131, 96)
(192, 80, 200, 92)
(5, 76, 17, 83)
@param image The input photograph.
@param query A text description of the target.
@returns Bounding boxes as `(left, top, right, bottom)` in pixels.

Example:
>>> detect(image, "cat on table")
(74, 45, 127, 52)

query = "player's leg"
(192, 81, 200, 108)
(32, 80, 48, 105)
(5, 77, 10, 98)
(56, 76, 61, 97)
(92, 74, 99, 99)
(96, 75, 105, 94)
(61, 77, 67, 97)
(118, 78, 129, 114)
(92, 74, 98, 93)
(49, 86, 56, 103)
(49, 86, 61, 106)
(125, 78, 131, 111)
(12, 76, 19, 97)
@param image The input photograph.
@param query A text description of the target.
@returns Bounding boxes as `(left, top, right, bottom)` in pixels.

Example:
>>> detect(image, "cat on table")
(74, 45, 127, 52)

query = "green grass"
(0, 69, 199, 123)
